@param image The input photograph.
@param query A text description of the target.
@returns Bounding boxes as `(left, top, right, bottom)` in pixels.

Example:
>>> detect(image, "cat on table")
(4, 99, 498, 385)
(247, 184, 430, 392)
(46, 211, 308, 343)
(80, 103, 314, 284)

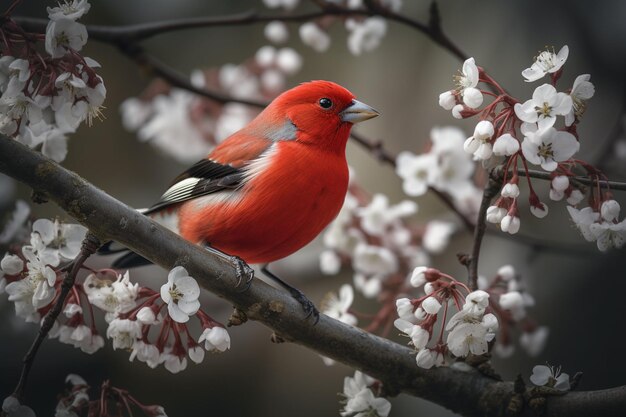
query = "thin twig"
(11, 233, 101, 402)
(468, 171, 500, 290)
(350, 131, 476, 231)
(516, 168, 626, 191)
(14, 6, 467, 59)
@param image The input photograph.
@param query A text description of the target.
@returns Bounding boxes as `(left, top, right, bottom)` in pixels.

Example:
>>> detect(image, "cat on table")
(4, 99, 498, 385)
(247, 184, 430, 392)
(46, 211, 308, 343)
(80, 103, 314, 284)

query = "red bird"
(113, 80, 379, 319)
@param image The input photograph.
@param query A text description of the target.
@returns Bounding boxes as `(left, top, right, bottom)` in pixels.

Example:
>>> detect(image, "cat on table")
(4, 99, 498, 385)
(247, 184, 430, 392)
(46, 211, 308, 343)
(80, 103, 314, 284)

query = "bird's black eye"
(319, 98, 333, 109)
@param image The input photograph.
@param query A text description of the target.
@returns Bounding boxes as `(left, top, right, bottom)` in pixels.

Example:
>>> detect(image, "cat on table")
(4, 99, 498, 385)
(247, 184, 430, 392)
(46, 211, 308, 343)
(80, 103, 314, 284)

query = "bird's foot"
(261, 263, 319, 324)
(287, 286, 320, 324)
(202, 243, 255, 291)
(230, 255, 255, 292)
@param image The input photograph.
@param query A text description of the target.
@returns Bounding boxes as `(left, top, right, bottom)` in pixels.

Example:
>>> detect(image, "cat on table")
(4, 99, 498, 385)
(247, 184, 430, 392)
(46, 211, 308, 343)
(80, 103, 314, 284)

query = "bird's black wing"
(143, 159, 244, 215)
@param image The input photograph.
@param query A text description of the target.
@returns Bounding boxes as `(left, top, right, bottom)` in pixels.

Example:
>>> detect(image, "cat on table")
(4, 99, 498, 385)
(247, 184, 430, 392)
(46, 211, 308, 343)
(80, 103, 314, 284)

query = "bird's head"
(251, 80, 379, 154)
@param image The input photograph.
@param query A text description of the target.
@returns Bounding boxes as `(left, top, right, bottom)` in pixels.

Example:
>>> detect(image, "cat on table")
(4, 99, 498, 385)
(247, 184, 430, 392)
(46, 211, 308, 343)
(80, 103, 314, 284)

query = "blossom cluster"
(120, 45, 302, 163)
(476, 265, 548, 357)
(263, 0, 400, 56)
(437, 45, 626, 249)
(393, 267, 497, 368)
(0, 210, 230, 374)
(395, 126, 481, 218)
(0, 0, 105, 162)
(392, 264, 545, 369)
(3, 373, 168, 417)
(340, 371, 391, 417)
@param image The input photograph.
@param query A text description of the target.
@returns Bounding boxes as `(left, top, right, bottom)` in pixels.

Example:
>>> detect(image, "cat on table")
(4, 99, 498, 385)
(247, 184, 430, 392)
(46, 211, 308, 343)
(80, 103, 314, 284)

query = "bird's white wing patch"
(160, 177, 201, 203)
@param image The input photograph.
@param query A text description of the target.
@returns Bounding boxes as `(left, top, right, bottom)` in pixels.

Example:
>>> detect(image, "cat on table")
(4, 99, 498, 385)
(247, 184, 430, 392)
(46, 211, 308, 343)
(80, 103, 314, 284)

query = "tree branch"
(0, 138, 624, 417)
(516, 168, 626, 191)
(14, 5, 467, 60)
(468, 171, 500, 290)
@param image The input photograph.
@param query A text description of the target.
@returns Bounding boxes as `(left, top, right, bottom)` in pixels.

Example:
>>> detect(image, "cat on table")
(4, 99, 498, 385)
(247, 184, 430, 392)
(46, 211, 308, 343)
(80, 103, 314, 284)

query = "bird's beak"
(340, 99, 380, 124)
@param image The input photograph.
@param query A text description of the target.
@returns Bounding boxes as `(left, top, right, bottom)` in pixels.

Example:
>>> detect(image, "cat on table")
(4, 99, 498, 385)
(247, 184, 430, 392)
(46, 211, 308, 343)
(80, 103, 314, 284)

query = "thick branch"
(1, 139, 624, 417)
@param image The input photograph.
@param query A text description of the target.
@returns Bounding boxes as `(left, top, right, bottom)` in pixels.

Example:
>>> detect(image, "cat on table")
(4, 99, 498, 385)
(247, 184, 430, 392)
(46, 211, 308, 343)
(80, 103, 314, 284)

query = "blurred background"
(1, 0, 626, 416)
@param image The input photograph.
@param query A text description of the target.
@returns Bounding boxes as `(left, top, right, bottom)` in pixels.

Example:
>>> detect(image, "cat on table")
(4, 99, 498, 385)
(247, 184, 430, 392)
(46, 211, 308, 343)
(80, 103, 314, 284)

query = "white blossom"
(84, 271, 138, 321)
(522, 45, 569, 82)
(395, 298, 414, 321)
(438, 91, 456, 110)
(497, 265, 516, 281)
(464, 120, 494, 160)
(422, 221, 455, 254)
(129, 340, 160, 365)
(198, 326, 231, 352)
(160, 266, 201, 323)
(422, 297, 442, 315)
(589, 220, 626, 251)
(353, 273, 382, 298)
(1, 254, 23, 276)
(499, 291, 526, 320)
(136, 306, 160, 325)
(45, 18, 88, 58)
(514, 84, 573, 131)
(31, 218, 87, 261)
(395, 152, 437, 196)
(521, 127, 579, 172)
(566, 189, 584, 206)
(552, 175, 570, 192)
(2, 396, 36, 417)
(501, 183, 520, 199)
(160, 350, 187, 374)
(500, 214, 520, 234)
(394, 319, 429, 350)
(263, 0, 300, 10)
(6, 247, 57, 315)
(567, 206, 600, 242)
(319, 250, 342, 275)
(299, 23, 331, 52)
(106, 318, 141, 350)
(47, 0, 91, 21)
(275, 48, 302, 74)
(454, 57, 483, 108)
(341, 371, 391, 417)
(486, 206, 507, 224)
(137, 89, 212, 163)
(264, 21, 289, 44)
(415, 348, 443, 369)
(352, 243, 398, 276)
(530, 365, 570, 391)
(462, 290, 490, 316)
(565, 74, 595, 126)
(321, 284, 357, 326)
(447, 322, 489, 357)
(600, 200, 620, 222)
(356, 194, 417, 236)
(345, 17, 387, 55)
(492, 134, 520, 156)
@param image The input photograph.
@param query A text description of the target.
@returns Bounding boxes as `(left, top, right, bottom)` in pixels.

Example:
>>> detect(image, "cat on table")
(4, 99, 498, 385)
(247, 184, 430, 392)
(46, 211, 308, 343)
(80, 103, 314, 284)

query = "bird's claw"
(289, 288, 320, 324)
(230, 255, 255, 292)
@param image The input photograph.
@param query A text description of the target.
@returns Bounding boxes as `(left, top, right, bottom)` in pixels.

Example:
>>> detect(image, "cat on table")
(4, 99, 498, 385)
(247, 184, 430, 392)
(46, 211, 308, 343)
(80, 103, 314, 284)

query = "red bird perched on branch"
(110, 80, 379, 319)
